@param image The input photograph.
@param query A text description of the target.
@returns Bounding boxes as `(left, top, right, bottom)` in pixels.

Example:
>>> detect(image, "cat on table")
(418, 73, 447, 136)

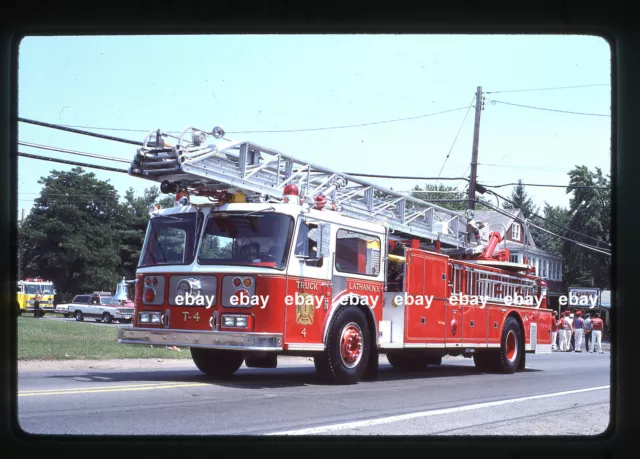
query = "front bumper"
(117, 327, 283, 351)
(25, 304, 55, 312)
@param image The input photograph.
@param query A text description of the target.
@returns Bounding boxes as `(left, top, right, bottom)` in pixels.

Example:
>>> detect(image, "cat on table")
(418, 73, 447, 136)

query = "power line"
(485, 84, 609, 94)
(18, 117, 144, 146)
(438, 95, 475, 177)
(528, 221, 612, 256)
(18, 149, 610, 192)
(18, 152, 129, 174)
(19, 106, 469, 138)
(481, 182, 611, 190)
(487, 100, 610, 117)
(475, 200, 610, 256)
(478, 162, 575, 173)
(345, 172, 469, 181)
(228, 106, 471, 133)
(484, 188, 610, 246)
(19, 141, 131, 164)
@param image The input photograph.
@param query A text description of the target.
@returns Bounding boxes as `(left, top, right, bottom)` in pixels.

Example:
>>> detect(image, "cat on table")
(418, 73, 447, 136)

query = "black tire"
(314, 306, 371, 384)
(75, 310, 84, 321)
(102, 312, 112, 324)
(474, 317, 522, 373)
(497, 317, 522, 374)
(190, 348, 244, 377)
(386, 352, 430, 371)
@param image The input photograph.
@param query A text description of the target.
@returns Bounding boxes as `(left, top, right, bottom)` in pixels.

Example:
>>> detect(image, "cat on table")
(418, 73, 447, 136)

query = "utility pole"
(19, 209, 24, 280)
(467, 86, 483, 210)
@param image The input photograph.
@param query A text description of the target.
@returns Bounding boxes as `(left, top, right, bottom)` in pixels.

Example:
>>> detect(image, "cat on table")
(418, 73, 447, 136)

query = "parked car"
(68, 292, 135, 323)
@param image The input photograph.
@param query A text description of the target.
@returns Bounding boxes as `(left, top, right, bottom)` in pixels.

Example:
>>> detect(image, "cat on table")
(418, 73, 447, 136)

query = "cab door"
(284, 218, 332, 347)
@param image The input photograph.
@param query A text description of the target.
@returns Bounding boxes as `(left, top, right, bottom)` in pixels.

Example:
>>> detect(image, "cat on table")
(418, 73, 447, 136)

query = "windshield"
(139, 212, 203, 267)
(25, 284, 53, 295)
(198, 212, 294, 270)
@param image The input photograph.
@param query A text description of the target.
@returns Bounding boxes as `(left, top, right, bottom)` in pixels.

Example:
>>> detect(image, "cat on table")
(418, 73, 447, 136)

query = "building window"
(512, 223, 521, 241)
(510, 254, 519, 263)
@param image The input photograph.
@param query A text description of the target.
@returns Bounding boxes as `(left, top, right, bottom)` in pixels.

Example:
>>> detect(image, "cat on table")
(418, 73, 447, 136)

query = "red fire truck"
(117, 126, 553, 384)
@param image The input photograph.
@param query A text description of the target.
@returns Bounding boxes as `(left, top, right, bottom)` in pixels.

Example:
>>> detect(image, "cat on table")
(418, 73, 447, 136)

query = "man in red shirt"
(590, 313, 604, 354)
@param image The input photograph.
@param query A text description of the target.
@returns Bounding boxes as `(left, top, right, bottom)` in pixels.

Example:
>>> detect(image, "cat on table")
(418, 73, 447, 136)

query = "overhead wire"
(485, 84, 609, 94)
(483, 188, 610, 247)
(487, 100, 610, 117)
(437, 95, 475, 178)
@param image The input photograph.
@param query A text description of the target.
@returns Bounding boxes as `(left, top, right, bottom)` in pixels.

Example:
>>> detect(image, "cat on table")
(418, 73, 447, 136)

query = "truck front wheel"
(314, 306, 371, 385)
(190, 348, 244, 378)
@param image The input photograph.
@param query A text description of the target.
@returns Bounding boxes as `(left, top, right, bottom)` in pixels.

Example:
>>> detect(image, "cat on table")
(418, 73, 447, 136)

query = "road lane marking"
(19, 382, 210, 397)
(266, 385, 610, 435)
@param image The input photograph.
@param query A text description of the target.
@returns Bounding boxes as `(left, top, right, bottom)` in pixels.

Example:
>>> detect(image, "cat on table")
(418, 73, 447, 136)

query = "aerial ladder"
(129, 125, 481, 251)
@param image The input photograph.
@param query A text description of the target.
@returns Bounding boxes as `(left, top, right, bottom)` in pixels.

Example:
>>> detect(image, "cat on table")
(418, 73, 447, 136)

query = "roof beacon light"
(176, 192, 189, 207)
(283, 184, 300, 205)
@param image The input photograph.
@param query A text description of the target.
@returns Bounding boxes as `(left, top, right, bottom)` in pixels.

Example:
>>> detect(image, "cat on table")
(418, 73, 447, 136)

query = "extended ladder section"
(129, 127, 470, 249)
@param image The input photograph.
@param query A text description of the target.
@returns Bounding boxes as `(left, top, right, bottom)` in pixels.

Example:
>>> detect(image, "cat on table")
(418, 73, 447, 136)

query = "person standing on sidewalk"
(551, 311, 558, 351)
(567, 312, 575, 351)
(584, 313, 592, 352)
(590, 313, 604, 354)
(557, 312, 567, 351)
(573, 310, 584, 352)
(33, 291, 42, 319)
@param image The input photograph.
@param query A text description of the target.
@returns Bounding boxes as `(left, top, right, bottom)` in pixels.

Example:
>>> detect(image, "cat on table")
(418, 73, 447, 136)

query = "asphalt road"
(17, 351, 611, 436)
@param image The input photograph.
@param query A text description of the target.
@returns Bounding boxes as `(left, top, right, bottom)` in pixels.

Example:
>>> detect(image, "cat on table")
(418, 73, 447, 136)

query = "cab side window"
(90, 296, 99, 305)
(335, 229, 381, 276)
(294, 220, 323, 267)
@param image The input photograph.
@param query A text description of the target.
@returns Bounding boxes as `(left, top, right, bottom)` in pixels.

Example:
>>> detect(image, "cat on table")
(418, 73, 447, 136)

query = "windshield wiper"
(216, 206, 276, 218)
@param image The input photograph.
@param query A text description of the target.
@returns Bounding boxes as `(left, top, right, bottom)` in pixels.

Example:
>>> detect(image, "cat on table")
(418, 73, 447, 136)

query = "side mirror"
(316, 223, 331, 258)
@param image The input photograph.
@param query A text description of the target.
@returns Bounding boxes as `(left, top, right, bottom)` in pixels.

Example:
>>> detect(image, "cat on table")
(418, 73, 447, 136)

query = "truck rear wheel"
(190, 348, 244, 377)
(75, 310, 84, 321)
(474, 317, 522, 374)
(314, 306, 371, 385)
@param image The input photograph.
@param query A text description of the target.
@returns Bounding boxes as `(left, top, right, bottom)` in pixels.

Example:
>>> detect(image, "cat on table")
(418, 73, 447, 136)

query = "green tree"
(562, 166, 611, 288)
(535, 203, 570, 256)
(19, 167, 126, 300)
(502, 179, 538, 218)
(119, 186, 162, 280)
(408, 183, 468, 211)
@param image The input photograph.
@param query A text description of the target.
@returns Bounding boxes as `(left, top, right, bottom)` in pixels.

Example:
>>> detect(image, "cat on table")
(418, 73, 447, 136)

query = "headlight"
(139, 312, 162, 324)
(221, 314, 249, 329)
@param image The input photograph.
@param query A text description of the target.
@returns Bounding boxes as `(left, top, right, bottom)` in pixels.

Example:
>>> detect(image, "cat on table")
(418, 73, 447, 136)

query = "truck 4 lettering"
(182, 311, 200, 322)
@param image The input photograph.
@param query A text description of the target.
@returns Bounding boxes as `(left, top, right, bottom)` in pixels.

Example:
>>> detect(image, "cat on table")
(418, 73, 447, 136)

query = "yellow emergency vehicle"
(17, 278, 55, 316)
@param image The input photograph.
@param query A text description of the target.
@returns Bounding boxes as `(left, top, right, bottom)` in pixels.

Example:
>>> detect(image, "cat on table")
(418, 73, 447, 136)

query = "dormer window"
(512, 223, 521, 241)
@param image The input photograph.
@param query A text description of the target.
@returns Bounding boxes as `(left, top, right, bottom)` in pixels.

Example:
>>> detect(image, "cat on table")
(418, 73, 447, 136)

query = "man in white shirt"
(565, 311, 574, 352)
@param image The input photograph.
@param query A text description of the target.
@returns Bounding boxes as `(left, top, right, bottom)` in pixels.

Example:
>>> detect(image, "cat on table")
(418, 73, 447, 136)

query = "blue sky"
(17, 34, 611, 218)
